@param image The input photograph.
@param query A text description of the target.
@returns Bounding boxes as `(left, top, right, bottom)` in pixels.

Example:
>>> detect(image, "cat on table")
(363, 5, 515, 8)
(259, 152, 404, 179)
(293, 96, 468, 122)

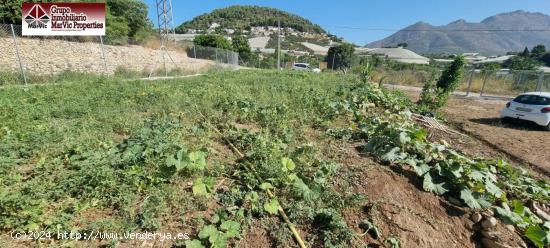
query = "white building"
(367, 47, 430, 65)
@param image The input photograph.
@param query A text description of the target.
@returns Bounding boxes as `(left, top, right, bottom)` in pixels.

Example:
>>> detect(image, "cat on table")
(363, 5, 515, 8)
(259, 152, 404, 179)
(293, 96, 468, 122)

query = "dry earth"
(444, 97, 550, 178)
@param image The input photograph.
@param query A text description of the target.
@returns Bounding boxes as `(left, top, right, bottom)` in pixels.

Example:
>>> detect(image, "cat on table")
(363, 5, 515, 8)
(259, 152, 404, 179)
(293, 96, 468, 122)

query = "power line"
(321, 25, 550, 32)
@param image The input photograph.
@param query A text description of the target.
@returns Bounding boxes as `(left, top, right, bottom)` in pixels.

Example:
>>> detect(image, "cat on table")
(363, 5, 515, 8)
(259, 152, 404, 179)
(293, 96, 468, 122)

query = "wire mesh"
(0, 24, 240, 84)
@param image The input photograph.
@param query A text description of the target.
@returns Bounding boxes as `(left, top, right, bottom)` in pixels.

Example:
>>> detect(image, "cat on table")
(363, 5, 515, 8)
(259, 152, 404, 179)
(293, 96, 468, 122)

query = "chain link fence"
(459, 69, 549, 98)
(373, 65, 550, 98)
(0, 24, 239, 85)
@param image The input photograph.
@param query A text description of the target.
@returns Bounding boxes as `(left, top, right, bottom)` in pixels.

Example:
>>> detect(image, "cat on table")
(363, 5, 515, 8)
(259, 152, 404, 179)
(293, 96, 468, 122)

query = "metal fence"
(460, 69, 549, 98)
(0, 24, 239, 85)
(377, 66, 550, 98)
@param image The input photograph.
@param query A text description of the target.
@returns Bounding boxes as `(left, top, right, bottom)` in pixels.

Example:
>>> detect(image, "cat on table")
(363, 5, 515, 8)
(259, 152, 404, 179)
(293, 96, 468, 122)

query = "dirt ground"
(443, 97, 550, 178)
(396, 86, 550, 179)
(2, 90, 542, 248)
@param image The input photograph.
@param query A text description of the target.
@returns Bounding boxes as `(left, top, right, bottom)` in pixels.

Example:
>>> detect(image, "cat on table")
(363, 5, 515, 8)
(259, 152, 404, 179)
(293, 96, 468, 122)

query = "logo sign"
(22, 3, 105, 36)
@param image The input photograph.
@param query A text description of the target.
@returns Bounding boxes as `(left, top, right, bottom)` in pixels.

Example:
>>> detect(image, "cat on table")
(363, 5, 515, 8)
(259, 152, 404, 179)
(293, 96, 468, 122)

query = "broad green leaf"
(292, 177, 318, 201)
(209, 233, 227, 248)
(188, 151, 207, 171)
(495, 203, 526, 227)
(259, 182, 274, 191)
(485, 180, 503, 198)
(198, 225, 218, 239)
(263, 198, 279, 215)
(185, 240, 205, 248)
(192, 178, 209, 196)
(448, 163, 464, 178)
(281, 157, 295, 172)
(198, 225, 227, 248)
(245, 191, 259, 202)
(470, 170, 485, 182)
(398, 132, 411, 145)
(460, 189, 491, 209)
(423, 173, 449, 195)
(220, 220, 241, 238)
(382, 147, 401, 162)
(166, 149, 187, 171)
(412, 163, 430, 176)
(384, 236, 400, 248)
(525, 225, 549, 248)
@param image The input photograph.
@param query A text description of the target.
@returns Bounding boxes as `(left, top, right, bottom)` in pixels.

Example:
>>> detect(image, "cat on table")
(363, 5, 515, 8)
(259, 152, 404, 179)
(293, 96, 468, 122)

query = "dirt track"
(444, 97, 550, 178)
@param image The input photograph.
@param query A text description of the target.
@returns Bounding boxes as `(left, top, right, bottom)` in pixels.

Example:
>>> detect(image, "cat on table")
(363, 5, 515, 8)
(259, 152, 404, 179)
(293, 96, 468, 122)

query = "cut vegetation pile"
(0, 70, 548, 248)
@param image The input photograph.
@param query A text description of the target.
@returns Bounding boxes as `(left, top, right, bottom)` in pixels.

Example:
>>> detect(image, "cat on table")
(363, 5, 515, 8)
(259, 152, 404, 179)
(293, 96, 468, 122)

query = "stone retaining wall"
(0, 37, 213, 75)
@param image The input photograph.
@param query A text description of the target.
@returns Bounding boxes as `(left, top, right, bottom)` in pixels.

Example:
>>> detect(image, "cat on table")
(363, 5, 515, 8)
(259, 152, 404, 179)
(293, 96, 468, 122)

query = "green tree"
(194, 34, 232, 50)
(105, 10, 130, 45)
(520, 47, 530, 57)
(542, 53, 550, 67)
(531, 44, 546, 59)
(480, 62, 501, 73)
(326, 43, 356, 72)
(107, 0, 152, 43)
(231, 35, 252, 61)
(419, 56, 466, 111)
(503, 56, 539, 70)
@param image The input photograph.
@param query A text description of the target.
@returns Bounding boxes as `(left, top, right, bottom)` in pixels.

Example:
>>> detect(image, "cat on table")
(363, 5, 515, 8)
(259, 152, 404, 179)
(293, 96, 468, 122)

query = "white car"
(292, 63, 321, 73)
(501, 92, 550, 131)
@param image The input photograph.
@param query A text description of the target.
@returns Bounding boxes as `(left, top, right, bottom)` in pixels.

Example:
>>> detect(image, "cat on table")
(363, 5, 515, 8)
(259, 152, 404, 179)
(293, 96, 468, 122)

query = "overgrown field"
(0, 70, 548, 248)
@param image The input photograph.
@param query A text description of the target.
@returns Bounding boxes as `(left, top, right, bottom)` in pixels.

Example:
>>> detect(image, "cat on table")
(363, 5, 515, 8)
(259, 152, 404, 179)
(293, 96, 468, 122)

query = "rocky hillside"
(367, 10, 550, 55)
(175, 5, 326, 34)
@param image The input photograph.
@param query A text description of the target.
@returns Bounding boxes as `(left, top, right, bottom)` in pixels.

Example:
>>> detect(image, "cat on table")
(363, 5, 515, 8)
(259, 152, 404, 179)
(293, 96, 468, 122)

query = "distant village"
(174, 23, 547, 71)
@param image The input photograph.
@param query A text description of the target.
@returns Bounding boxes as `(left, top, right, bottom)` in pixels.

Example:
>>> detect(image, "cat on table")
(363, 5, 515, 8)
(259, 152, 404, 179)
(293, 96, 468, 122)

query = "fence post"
(536, 72, 544, 92)
(480, 72, 490, 97)
(465, 69, 474, 96)
(99, 36, 108, 75)
(193, 45, 197, 59)
(10, 24, 27, 85)
(215, 48, 218, 63)
(226, 50, 229, 64)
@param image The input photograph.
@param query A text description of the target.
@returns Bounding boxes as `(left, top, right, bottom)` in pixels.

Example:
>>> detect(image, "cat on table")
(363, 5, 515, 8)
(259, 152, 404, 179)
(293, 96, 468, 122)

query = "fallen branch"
(411, 114, 466, 137)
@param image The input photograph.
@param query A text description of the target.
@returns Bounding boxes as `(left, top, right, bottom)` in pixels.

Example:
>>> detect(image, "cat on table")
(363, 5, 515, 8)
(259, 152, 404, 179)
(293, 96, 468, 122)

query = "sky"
(144, 0, 550, 45)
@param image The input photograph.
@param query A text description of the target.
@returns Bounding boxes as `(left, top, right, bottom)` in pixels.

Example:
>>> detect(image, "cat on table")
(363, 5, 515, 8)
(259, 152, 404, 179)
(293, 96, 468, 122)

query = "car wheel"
(545, 122, 550, 131)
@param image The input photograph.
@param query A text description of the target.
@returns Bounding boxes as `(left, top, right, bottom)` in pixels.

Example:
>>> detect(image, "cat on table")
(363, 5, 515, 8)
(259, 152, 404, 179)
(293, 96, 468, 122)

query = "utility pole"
(277, 19, 281, 70)
(149, 0, 177, 77)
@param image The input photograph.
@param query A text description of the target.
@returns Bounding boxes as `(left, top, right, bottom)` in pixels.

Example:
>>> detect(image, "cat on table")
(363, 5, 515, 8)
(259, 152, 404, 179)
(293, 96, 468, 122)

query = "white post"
(466, 69, 474, 96)
(536, 72, 544, 92)
(11, 24, 27, 85)
(99, 36, 108, 74)
(277, 19, 281, 70)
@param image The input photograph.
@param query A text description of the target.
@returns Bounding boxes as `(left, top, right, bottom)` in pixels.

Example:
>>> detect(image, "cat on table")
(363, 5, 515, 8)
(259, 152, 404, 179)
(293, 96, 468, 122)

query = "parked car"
(292, 63, 321, 73)
(501, 92, 550, 131)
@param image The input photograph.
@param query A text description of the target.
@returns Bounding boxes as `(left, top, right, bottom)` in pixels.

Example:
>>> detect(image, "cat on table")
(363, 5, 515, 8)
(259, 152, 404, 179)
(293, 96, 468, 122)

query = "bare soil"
(443, 97, 550, 178)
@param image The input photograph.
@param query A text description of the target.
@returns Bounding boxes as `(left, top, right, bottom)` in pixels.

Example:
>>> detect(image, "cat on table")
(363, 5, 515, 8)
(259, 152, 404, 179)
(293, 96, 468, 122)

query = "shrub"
(418, 56, 465, 112)
(194, 34, 232, 50)
(326, 43, 355, 73)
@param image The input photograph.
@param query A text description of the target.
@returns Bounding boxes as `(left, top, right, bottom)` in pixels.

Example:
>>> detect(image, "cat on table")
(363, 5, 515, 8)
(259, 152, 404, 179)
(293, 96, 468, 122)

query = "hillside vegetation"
(176, 5, 326, 34)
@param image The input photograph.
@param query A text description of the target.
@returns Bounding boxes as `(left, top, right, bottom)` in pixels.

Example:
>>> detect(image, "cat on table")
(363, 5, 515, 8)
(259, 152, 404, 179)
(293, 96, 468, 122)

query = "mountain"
(367, 11, 550, 55)
(175, 5, 326, 34)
